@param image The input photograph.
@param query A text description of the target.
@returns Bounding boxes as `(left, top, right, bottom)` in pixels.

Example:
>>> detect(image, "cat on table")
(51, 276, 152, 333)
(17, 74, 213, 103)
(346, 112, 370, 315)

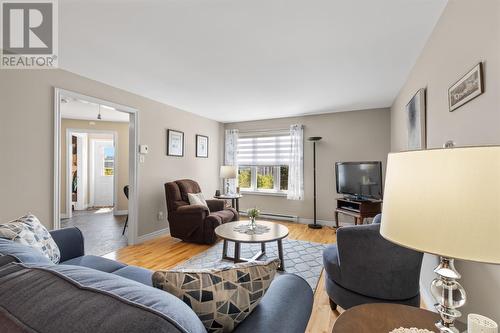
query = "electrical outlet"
(139, 155, 145, 163)
(157, 211, 164, 221)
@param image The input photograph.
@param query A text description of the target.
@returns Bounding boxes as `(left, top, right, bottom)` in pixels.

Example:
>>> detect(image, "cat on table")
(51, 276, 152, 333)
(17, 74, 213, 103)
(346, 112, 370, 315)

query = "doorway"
(54, 88, 139, 252)
(90, 137, 115, 208)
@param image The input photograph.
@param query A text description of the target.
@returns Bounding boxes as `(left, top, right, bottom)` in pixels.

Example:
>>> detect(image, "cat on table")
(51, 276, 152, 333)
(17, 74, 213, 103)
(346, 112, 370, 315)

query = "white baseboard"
(114, 210, 128, 216)
(137, 228, 169, 243)
(297, 218, 336, 227)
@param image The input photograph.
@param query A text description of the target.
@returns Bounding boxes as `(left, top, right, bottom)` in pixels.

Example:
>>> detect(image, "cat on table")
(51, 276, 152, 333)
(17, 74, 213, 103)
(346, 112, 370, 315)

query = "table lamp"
(220, 165, 237, 195)
(381, 146, 500, 333)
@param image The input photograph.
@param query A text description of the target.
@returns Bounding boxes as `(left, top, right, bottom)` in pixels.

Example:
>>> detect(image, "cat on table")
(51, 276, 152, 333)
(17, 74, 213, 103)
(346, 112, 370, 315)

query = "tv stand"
(334, 197, 382, 228)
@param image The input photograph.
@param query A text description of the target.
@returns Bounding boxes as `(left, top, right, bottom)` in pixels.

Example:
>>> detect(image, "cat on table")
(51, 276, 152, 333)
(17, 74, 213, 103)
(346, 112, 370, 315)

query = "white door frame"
(54, 88, 140, 245)
(67, 129, 118, 217)
(65, 131, 88, 218)
(88, 136, 117, 208)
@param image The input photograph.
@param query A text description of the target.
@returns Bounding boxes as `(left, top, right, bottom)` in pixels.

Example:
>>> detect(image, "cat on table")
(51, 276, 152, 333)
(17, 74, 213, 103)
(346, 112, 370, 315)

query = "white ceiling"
(59, 0, 447, 123)
(61, 98, 130, 123)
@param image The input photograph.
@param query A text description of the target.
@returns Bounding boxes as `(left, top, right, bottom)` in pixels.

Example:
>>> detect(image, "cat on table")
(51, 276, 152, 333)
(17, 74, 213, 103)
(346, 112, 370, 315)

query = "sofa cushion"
(153, 259, 279, 333)
(113, 265, 153, 286)
(62, 255, 126, 273)
(0, 213, 60, 263)
(210, 210, 235, 223)
(0, 238, 54, 265)
(0, 263, 207, 333)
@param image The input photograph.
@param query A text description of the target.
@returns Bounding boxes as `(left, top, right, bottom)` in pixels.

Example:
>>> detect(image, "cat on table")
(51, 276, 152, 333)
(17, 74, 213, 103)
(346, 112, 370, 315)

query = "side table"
(332, 303, 466, 333)
(214, 194, 242, 212)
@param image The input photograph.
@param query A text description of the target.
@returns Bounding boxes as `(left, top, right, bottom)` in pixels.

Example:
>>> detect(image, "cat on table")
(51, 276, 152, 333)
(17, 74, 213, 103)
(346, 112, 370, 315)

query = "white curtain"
(224, 129, 239, 194)
(287, 124, 304, 200)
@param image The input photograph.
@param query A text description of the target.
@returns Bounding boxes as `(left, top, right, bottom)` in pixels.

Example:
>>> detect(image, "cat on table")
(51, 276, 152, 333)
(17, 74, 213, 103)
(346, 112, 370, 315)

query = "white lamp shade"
(381, 146, 500, 264)
(220, 165, 237, 179)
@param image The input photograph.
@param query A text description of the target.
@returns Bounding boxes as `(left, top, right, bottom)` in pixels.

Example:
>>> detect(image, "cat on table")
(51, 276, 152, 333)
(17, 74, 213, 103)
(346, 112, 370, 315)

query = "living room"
(1, 0, 499, 332)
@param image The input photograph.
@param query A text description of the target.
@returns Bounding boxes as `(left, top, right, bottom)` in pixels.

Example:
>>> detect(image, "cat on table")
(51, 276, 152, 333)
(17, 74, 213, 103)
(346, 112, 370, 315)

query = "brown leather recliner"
(165, 179, 239, 244)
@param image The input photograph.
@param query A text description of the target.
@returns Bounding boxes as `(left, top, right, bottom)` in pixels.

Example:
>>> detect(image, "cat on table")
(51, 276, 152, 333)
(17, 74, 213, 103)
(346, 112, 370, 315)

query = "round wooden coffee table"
(215, 221, 289, 271)
(332, 303, 466, 333)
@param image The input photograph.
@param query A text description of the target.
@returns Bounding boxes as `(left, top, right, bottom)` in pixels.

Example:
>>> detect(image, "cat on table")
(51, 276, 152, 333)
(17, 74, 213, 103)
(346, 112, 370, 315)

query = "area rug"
(174, 239, 328, 291)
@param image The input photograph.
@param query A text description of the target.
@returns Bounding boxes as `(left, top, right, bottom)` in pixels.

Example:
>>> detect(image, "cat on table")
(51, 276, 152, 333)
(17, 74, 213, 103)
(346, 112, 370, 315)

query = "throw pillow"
(188, 192, 210, 212)
(0, 214, 60, 264)
(152, 259, 280, 333)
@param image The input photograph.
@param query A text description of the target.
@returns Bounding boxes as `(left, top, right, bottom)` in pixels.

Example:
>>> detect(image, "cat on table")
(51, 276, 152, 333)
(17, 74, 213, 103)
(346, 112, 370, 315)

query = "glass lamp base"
(431, 257, 467, 333)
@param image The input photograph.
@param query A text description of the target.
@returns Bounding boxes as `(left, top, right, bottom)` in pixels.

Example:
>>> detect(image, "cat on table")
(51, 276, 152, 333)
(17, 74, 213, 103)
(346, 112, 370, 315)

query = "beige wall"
(225, 108, 391, 225)
(390, 0, 500, 322)
(0, 69, 223, 237)
(60, 119, 129, 213)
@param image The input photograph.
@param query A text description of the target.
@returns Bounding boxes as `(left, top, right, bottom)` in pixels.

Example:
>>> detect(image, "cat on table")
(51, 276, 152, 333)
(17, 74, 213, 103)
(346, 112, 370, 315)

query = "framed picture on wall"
(448, 62, 484, 112)
(167, 129, 184, 157)
(405, 88, 426, 150)
(196, 134, 209, 158)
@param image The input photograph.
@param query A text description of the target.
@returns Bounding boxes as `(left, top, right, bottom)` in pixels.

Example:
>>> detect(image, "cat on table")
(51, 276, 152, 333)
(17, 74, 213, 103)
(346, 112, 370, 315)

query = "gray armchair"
(323, 214, 423, 310)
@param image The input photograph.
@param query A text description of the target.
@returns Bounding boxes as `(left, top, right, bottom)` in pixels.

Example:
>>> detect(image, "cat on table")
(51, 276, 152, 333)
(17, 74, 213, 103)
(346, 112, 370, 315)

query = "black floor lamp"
(308, 136, 322, 229)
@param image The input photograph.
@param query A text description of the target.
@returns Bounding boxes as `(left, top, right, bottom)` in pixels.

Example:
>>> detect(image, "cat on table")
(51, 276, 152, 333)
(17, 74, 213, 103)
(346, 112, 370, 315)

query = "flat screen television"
(335, 161, 383, 200)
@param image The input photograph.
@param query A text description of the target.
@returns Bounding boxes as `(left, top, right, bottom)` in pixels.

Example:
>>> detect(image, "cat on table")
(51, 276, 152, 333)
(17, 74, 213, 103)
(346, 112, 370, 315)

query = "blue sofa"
(323, 214, 423, 310)
(0, 227, 313, 333)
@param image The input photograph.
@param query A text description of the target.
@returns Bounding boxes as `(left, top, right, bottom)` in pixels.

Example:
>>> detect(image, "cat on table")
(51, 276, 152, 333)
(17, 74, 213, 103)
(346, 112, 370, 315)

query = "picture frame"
(405, 88, 426, 150)
(196, 134, 209, 158)
(448, 63, 484, 112)
(167, 129, 184, 157)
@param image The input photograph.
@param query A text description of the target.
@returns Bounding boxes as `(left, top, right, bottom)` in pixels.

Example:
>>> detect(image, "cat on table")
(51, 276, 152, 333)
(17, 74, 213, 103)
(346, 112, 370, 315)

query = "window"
(237, 131, 290, 194)
(103, 147, 114, 176)
(238, 167, 252, 189)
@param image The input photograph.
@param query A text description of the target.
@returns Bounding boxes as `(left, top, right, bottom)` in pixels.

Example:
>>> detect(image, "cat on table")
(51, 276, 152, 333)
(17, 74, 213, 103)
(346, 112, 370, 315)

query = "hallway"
(61, 208, 128, 256)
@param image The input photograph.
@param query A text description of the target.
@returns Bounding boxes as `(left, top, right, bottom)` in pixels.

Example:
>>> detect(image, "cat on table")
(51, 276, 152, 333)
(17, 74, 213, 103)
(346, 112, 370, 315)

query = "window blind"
(237, 131, 291, 166)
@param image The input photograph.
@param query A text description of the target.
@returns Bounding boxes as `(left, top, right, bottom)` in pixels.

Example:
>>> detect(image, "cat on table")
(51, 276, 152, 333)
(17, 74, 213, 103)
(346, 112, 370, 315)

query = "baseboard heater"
(239, 211, 298, 223)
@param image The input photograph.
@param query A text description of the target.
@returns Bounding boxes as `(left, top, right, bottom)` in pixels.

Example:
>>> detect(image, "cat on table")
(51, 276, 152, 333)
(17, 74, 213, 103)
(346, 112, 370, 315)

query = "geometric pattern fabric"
(153, 259, 279, 333)
(174, 238, 327, 290)
(0, 213, 60, 263)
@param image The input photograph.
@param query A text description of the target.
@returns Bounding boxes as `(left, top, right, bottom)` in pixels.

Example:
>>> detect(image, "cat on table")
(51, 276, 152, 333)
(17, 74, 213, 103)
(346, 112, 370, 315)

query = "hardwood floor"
(104, 221, 340, 332)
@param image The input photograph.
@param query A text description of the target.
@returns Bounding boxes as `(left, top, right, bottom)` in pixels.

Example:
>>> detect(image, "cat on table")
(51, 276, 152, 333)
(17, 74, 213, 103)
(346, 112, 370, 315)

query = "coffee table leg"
(277, 239, 284, 271)
(261, 242, 266, 254)
(234, 242, 241, 262)
(222, 240, 228, 260)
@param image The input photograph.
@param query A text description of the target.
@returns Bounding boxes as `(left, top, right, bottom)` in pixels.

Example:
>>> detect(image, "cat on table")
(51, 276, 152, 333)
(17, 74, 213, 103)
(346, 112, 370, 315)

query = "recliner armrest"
(177, 204, 209, 214)
(49, 227, 84, 262)
(233, 274, 313, 333)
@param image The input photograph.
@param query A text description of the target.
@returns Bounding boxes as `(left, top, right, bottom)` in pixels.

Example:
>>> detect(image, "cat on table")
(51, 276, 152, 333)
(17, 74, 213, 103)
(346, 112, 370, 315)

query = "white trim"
(240, 211, 298, 222)
(53, 89, 61, 230)
(89, 136, 117, 208)
(54, 88, 140, 245)
(297, 217, 336, 226)
(137, 228, 170, 243)
(240, 190, 287, 197)
(240, 210, 335, 226)
(113, 210, 128, 216)
(65, 130, 88, 217)
(60, 213, 69, 219)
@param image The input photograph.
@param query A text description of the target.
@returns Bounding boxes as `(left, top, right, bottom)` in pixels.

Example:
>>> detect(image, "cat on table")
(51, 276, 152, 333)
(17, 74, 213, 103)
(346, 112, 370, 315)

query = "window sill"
(240, 190, 288, 197)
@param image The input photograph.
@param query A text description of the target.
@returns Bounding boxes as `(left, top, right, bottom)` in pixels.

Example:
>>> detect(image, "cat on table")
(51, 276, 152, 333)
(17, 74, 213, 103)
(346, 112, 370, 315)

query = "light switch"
(139, 144, 149, 154)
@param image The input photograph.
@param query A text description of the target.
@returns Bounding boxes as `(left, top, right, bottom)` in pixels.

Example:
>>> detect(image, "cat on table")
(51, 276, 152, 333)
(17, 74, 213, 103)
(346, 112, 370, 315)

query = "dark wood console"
(334, 197, 382, 228)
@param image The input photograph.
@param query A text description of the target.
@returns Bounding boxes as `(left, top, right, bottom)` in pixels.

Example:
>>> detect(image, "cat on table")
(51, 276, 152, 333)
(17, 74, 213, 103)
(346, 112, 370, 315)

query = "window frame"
(239, 165, 288, 196)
